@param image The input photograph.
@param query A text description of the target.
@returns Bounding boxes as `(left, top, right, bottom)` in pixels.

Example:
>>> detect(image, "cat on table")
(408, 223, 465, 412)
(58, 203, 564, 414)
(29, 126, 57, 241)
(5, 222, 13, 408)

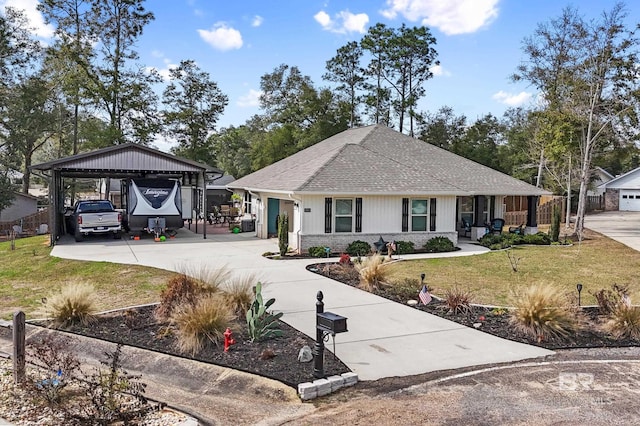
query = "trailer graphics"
(123, 178, 184, 236)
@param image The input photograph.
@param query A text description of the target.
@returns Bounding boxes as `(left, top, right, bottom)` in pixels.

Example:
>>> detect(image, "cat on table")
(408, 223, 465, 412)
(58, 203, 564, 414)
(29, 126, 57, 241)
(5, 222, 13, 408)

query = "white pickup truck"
(70, 200, 122, 242)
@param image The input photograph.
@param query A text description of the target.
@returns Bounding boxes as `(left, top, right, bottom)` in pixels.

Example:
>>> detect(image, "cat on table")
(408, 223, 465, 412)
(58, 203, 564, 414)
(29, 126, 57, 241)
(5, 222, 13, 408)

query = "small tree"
(550, 205, 561, 242)
(277, 213, 289, 256)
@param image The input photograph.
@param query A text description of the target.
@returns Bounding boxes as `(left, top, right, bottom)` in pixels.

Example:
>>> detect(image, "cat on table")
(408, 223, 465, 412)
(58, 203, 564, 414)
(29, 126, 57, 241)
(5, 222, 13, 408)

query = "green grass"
(385, 230, 640, 306)
(0, 236, 171, 320)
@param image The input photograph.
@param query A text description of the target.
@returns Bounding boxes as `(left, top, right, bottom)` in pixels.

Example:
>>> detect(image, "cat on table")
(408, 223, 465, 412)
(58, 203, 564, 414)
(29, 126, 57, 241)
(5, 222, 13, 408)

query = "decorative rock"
(297, 345, 313, 363)
(407, 300, 418, 306)
(298, 382, 317, 400)
(473, 322, 482, 328)
(313, 378, 332, 396)
(327, 375, 344, 391)
(341, 372, 358, 386)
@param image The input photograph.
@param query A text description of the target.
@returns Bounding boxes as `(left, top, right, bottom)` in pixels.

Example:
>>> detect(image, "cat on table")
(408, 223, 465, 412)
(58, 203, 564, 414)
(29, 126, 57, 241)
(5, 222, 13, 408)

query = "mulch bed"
(307, 262, 640, 350)
(32, 305, 349, 388)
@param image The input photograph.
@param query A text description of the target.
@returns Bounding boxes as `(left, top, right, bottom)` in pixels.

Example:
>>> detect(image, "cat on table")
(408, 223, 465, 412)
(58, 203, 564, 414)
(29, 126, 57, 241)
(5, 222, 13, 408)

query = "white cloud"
(198, 23, 243, 51)
(381, 0, 499, 35)
(314, 11, 331, 27)
(492, 90, 532, 107)
(1, 0, 54, 38)
(315, 10, 369, 34)
(237, 89, 262, 108)
(252, 15, 264, 27)
(430, 64, 451, 77)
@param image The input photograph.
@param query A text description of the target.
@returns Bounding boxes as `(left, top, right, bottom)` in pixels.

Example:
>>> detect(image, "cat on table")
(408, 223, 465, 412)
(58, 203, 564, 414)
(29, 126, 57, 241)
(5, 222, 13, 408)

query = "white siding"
(607, 170, 640, 190)
(436, 196, 456, 232)
(299, 195, 326, 234)
(362, 195, 404, 233)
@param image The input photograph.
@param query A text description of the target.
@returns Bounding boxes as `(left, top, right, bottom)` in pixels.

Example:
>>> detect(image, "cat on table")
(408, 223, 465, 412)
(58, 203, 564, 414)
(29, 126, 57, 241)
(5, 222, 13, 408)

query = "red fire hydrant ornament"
(223, 327, 236, 352)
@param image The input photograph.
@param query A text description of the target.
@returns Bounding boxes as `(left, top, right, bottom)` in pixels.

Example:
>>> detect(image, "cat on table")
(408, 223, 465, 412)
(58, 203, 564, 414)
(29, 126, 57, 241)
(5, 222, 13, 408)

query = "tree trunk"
(536, 148, 545, 187)
(565, 154, 572, 229)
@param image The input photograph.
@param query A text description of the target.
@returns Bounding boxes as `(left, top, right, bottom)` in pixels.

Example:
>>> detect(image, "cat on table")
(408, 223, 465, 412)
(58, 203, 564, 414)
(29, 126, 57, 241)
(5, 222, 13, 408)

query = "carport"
(30, 143, 222, 246)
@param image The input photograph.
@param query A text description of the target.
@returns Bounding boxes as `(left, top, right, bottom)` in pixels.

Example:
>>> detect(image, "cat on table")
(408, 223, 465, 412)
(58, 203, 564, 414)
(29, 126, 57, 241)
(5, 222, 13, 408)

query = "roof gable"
(31, 143, 219, 174)
(599, 166, 640, 189)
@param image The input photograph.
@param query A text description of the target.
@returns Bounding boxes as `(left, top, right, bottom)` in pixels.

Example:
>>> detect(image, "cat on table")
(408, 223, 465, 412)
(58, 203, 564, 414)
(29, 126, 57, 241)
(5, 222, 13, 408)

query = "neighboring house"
(588, 167, 614, 197)
(598, 166, 640, 211)
(228, 125, 549, 253)
(0, 192, 38, 222)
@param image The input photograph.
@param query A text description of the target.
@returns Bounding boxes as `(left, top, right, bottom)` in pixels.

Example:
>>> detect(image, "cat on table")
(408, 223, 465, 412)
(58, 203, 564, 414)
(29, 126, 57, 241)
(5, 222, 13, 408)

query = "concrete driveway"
(585, 211, 640, 251)
(51, 229, 552, 381)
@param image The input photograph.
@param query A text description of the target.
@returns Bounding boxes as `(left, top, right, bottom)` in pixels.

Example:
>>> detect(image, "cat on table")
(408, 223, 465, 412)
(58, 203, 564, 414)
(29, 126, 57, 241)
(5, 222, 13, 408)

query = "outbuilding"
(31, 143, 221, 245)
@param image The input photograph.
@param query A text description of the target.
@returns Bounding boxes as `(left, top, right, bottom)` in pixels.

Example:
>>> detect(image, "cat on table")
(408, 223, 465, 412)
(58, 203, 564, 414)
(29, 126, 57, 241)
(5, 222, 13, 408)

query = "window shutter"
(355, 198, 362, 233)
(430, 198, 437, 231)
(402, 198, 409, 232)
(324, 198, 332, 233)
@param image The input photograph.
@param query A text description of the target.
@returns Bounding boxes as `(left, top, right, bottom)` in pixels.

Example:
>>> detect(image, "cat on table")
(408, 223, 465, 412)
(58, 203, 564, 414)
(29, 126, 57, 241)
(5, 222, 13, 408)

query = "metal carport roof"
(31, 143, 222, 245)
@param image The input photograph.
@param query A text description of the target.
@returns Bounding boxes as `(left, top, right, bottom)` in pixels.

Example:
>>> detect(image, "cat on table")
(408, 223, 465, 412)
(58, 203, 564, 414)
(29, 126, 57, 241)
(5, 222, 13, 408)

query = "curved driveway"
(51, 231, 552, 381)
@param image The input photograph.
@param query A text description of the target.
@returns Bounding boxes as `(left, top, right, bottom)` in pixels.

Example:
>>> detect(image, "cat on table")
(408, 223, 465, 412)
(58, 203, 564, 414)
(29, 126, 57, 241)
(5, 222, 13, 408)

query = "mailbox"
(317, 311, 348, 334)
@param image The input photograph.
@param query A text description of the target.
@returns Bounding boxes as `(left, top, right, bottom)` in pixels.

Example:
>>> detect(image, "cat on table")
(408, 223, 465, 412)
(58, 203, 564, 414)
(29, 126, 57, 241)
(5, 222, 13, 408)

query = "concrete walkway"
(51, 231, 552, 381)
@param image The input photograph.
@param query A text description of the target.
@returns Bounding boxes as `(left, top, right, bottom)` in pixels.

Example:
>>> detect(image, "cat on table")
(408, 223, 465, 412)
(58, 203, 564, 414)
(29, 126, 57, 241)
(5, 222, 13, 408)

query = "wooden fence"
(0, 208, 49, 235)
(504, 196, 565, 226)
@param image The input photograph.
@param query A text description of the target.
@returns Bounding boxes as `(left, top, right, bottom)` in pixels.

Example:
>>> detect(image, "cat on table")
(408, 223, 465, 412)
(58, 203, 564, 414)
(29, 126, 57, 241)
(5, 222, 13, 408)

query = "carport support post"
(313, 291, 325, 379)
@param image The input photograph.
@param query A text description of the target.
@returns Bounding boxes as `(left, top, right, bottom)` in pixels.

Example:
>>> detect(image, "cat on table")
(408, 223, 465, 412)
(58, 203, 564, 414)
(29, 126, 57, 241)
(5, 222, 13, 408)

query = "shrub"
(155, 274, 206, 320)
(76, 344, 150, 424)
(339, 253, 351, 264)
(220, 274, 257, 318)
(346, 240, 371, 256)
(246, 282, 283, 342)
(444, 286, 472, 314)
(602, 304, 640, 340)
(522, 232, 551, 245)
(479, 233, 521, 249)
(423, 236, 455, 253)
(45, 282, 96, 328)
(354, 254, 388, 291)
(394, 240, 415, 254)
(26, 334, 81, 405)
(172, 294, 236, 354)
(278, 213, 289, 256)
(592, 284, 630, 315)
(321, 262, 360, 283)
(308, 246, 329, 258)
(550, 205, 561, 242)
(509, 284, 579, 342)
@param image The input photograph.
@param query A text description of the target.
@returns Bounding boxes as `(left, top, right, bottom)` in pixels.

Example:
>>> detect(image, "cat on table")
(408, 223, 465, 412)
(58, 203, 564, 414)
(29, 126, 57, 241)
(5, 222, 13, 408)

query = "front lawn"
(0, 236, 170, 319)
(384, 230, 640, 306)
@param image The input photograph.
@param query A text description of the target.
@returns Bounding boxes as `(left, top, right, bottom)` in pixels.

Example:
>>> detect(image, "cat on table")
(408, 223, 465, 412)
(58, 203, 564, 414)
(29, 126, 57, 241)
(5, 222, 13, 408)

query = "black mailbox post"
(313, 291, 348, 379)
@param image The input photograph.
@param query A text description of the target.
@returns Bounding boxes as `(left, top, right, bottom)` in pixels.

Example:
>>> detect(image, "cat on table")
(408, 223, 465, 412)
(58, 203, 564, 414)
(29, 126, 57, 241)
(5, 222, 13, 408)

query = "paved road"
(50, 230, 552, 381)
(585, 211, 640, 251)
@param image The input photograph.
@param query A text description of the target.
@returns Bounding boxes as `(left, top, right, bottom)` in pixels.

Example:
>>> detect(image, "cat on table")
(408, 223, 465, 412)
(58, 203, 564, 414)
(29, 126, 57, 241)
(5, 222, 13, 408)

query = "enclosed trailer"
(121, 178, 184, 236)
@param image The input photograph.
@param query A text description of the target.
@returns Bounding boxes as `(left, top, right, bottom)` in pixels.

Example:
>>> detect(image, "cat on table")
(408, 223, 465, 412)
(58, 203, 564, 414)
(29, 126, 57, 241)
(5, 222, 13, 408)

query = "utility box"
(241, 218, 255, 232)
(317, 312, 348, 334)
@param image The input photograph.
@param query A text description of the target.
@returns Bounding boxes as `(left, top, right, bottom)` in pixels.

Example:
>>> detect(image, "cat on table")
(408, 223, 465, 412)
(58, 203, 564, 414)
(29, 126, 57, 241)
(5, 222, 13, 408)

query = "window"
(411, 199, 428, 231)
(335, 199, 353, 232)
(244, 192, 252, 214)
(459, 196, 474, 226)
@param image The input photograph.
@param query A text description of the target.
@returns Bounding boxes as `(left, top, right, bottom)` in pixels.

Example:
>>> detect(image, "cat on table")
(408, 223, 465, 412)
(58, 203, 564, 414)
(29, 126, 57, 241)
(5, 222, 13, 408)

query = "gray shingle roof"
(230, 125, 549, 196)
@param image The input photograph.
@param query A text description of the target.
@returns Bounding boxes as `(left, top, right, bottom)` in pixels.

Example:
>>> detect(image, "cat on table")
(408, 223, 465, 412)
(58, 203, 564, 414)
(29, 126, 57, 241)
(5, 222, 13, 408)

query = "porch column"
(471, 195, 487, 240)
(525, 195, 539, 235)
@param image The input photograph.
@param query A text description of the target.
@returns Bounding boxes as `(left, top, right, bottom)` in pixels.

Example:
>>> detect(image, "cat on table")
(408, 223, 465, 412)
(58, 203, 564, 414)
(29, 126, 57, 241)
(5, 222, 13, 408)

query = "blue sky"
(5, 0, 640, 141)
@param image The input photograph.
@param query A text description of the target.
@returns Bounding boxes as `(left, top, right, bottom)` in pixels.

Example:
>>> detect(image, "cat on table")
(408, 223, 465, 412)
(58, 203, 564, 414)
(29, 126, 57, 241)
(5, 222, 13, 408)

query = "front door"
(267, 198, 279, 236)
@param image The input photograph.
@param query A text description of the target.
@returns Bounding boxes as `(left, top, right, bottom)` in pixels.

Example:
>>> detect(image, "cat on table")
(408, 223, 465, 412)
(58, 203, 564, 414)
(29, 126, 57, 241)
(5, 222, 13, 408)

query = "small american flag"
(419, 285, 432, 305)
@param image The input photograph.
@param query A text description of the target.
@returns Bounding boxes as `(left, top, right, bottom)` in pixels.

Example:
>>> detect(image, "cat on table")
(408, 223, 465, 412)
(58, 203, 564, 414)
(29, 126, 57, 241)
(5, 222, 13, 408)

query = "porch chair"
(486, 218, 505, 235)
(461, 218, 472, 237)
(509, 223, 525, 235)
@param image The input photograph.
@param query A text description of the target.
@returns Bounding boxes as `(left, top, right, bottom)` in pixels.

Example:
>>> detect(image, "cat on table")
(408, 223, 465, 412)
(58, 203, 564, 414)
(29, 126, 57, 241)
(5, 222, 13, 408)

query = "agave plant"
(246, 282, 283, 342)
